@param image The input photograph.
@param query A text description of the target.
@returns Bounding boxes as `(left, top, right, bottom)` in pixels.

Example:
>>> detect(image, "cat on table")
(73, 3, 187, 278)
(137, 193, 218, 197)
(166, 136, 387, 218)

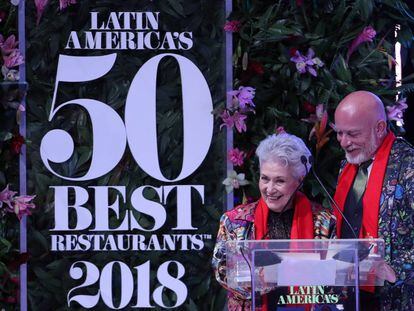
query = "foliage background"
(227, 0, 414, 207)
(25, 0, 226, 310)
(0, 0, 30, 308)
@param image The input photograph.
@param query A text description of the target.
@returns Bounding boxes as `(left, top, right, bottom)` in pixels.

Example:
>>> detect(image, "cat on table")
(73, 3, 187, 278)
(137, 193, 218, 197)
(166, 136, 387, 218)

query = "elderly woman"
(212, 133, 336, 310)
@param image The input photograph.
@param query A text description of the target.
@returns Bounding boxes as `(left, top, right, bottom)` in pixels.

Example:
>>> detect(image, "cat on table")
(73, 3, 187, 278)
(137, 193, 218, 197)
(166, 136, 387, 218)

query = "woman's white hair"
(255, 133, 312, 179)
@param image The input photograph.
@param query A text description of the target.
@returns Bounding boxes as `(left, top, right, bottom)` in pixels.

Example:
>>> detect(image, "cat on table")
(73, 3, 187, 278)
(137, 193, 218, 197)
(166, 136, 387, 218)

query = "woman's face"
(259, 161, 301, 212)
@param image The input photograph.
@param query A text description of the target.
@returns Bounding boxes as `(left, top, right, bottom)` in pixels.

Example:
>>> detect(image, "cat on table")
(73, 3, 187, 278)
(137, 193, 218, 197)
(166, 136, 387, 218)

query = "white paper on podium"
(263, 252, 319, 283)
(275, 258, 336, 286)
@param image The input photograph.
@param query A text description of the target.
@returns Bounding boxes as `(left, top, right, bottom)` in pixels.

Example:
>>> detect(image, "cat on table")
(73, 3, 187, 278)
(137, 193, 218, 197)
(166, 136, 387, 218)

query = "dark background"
(402, 2, 414, 143)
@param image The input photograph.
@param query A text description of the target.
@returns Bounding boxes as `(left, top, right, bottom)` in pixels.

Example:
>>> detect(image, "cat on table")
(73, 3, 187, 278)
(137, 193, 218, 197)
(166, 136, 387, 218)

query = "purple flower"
(228, 148, 246, 166)
(0, 185, 17, 210)
(34, 0, 49, 25)
(11, 195, 36, 220)
(0, 35, 18, 55)
(59, 0, 77, 10)
(3, 50, 24, 68)
(290, 48, 323, 77)
(228, 86, 256, 110)
(220, 110, 248, 133)
(347, 26, 376, 62)
(224, 20, 241, 32)
(386, 98, 408, 125)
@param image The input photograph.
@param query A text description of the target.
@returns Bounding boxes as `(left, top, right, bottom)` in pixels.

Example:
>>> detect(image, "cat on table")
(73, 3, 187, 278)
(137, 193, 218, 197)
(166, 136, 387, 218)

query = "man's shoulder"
(393, 137, 414, 155)
(391, 137, 414, 164)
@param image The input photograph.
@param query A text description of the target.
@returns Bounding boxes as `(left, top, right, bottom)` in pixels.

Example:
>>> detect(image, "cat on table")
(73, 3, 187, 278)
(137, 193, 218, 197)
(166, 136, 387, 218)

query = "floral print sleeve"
(378, 139, 414, 310)
(390, 151, 414, 283)
(211, 212, 252, 300)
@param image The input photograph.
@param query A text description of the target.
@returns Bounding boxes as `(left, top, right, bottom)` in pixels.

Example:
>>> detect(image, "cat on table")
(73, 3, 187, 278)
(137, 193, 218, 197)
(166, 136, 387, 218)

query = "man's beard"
(345, 131, 380, 164)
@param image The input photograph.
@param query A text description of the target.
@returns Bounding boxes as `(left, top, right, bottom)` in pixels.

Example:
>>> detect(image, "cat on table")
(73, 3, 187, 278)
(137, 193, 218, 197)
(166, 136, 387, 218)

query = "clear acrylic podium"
(226, 239, 386, 311)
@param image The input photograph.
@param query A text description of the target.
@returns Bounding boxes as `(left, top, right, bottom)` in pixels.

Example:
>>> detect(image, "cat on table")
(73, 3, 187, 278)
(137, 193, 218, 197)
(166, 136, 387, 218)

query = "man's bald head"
(334, 91, 388, 164)
(335, 91, 386, 125)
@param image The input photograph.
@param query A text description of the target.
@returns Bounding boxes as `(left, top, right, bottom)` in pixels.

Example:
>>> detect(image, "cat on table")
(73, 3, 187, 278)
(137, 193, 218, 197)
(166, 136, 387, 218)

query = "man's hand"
(373, 260, 396, 283)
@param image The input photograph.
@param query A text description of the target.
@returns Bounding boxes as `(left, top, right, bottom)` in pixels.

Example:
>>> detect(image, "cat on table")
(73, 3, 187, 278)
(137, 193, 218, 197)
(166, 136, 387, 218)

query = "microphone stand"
(308, 156, 359, 240)
(308, 156, 368, 311)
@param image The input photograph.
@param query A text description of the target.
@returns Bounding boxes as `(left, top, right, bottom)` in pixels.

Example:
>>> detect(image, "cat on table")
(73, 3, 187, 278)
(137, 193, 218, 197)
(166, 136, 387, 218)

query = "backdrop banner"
(26, 1, 226, 309)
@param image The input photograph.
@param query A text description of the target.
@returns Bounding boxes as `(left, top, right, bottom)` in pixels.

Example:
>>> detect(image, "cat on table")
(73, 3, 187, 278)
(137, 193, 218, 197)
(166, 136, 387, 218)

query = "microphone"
(308, 156, 370, 263)
(308, 156, 358, 239)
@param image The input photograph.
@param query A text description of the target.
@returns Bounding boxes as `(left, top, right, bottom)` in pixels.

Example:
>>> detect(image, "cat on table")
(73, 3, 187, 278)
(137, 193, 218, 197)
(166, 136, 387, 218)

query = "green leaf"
(397, 83, 414, 93)
(30, 230, 49, 253)
(300, 76, 312, 92)
(257, 4, 277, 28)
(166, 0, 185, 17)
(267, 106, 291, 119)
(332, 55, 352, 83)
(357, 0, 374, 20)
(0, 237, 12, 255)
(0, 132, 13, 142)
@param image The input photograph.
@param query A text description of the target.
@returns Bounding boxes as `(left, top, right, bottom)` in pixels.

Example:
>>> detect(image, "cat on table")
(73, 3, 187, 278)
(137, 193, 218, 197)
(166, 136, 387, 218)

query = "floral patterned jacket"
(354, 138, 414, 310)
(211, 199, 335, 311)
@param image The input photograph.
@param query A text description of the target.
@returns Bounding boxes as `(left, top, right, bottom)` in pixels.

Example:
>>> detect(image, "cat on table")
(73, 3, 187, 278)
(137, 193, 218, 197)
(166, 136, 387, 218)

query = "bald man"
(333, 91, 414, 310)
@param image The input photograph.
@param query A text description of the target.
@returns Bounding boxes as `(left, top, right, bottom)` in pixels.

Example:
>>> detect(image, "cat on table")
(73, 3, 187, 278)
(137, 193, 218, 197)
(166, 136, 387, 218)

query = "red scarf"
(333, 132, 395, 238)
(254, 192, 314, 311)
(254, 192, 315, 240)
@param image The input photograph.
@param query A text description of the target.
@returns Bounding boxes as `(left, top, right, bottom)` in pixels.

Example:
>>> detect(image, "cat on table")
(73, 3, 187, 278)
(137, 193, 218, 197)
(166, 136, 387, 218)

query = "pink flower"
(34, 0, 49, 25)
(315, 103, 325, 120)
(11, 195, 36, 220)
(0, 185, 17, 210)
(275, 126, 286, 134)
(228, 86, 256, 110)
(386, 98, 408, 124)
(228, 148, 246, 166)
(233, 111, 248, 133)
(301, 103, 324, 124)
(220, 110, 234, 129)
(59, 0, 76, 10)
(0, 35, 18, 55)
(302, 103, 329, 140)
(3, 50, 24, 68)
(220, 110, 248, 133)
(224, 20, 241, 32)
(347, 26, 376, 62)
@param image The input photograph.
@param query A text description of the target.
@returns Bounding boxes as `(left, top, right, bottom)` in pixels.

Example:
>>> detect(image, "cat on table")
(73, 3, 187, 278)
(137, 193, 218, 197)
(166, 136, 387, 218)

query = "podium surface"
(226, 239, 386, 310)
